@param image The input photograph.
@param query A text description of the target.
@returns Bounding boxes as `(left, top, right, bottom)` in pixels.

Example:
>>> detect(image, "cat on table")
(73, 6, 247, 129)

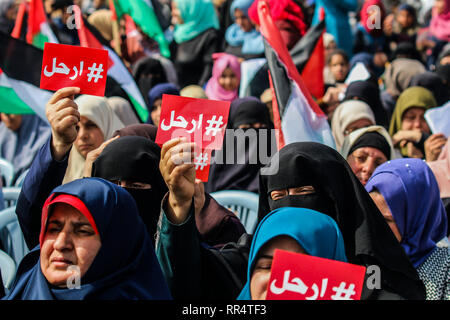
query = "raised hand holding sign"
(156, 95, 230, 182)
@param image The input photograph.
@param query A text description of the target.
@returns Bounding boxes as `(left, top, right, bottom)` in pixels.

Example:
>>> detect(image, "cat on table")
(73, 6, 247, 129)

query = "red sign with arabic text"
(194, 149, 212, 182)
(266, 250, 366, 300)
(40, 43, 108, 96)
(155, 94, 230, 150)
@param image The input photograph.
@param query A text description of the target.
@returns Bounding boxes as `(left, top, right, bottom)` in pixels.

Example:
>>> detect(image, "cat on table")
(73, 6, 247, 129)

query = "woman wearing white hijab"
(331, 100, 376, 150)
(63, 95, 124, 183)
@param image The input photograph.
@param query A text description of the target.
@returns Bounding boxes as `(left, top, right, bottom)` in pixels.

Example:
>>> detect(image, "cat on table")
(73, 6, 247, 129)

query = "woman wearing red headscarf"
(247, 0, 307, 50)
(353, 0, 390, 56)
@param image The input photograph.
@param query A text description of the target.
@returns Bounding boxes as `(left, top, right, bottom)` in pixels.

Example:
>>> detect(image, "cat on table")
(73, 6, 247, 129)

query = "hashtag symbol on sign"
(330, 282, 356, 300)
(194, 153, 208, 170)
(87, 63, 104, 83)
(205, 116, 224, 137)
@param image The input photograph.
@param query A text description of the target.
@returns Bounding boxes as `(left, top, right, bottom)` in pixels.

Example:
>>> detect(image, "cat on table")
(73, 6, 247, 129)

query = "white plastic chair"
(210, 190, 259, 234)
(0, 249, 16, 294)
(2, 187, 21, 208)
(0, 158, 14, 187)
(0, 206, 29, 270)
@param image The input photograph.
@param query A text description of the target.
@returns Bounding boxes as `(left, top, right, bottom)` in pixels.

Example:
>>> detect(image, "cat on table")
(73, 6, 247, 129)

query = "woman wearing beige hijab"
(87, 9, 121, 56)
(331, 100, 376, 150)
(63, 95, 125, 183)
(107, 97, 140, 126)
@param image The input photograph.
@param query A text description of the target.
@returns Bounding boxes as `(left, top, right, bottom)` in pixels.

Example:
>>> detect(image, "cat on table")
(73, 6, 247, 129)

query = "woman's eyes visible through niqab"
(270, 186, 316, 200)
(110, 180, 152, 190)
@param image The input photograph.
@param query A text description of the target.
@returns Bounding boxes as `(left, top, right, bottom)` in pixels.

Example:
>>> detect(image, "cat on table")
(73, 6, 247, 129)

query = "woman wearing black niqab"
(93, 133, 246, 246)
(258, 142, 426, 300)
(91, 136, 167, 242)
(205, 97, 276, 194)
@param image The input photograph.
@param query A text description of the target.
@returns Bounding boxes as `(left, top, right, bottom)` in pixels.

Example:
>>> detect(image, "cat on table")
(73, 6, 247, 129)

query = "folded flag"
(257, 1, 335, 150)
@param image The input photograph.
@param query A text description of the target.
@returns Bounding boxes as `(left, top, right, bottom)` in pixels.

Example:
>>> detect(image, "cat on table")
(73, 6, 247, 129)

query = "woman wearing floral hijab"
(366, 158, 449, 300)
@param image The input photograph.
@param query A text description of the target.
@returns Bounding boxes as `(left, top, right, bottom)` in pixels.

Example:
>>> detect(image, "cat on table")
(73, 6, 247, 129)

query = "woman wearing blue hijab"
(146, 83, 180, 126)
(366, 158, 450, 300)
(3, 178, 171, 300)
(238, 207, 347, 300)
(171, 0, 221, 88)
(225, 0, 265, 59)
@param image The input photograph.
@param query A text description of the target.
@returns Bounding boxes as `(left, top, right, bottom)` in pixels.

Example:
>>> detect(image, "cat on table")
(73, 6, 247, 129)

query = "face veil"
(91, 136, 168, 242)
(258, 142, 426, 300)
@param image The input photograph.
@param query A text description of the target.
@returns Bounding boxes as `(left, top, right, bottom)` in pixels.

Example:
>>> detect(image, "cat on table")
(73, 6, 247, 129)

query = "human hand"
(160, 138, 198, 224)
(392, 130, 422, 147)
(46, 87, 81, 161)
(425, 134, 447, 162)
(83, 135, 120, 177)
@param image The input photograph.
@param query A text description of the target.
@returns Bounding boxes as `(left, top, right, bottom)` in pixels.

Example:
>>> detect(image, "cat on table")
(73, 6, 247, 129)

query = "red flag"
(11, 1, 28, 39)
(300, 9, 325, 99)
(27, 0, 47, 44)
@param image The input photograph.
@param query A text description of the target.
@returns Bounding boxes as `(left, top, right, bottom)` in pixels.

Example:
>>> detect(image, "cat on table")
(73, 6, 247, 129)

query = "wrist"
(166, 192, 193, 225)
(51, 136, 72, 161)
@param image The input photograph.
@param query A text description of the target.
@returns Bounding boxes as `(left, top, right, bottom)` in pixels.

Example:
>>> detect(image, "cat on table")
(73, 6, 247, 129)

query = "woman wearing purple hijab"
(365, 158, 450, 300)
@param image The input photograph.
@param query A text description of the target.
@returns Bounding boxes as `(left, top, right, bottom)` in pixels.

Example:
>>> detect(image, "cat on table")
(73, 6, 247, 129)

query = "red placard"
(155, 94, 230, 150)
(194, 149, 212, 182)
(266, 250, 366, 300)
(40, 43, 109, 96)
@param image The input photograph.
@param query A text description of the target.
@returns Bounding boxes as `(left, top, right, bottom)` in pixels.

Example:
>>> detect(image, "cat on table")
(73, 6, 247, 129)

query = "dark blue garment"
(15, 137, 68, 250)
(146, 83, 180, 124)
(366, 158, 448, 268)
(4, 178, 172, 300)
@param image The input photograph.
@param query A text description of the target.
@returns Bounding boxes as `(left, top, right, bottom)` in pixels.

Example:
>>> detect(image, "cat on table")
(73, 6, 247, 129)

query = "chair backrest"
(0, 206, 29, 269)
(0, 158, 14, 187)
(0, 249, 16, 294)
(2, 187, 21, 208)
(14, 169, 29, 188)
(210, 190, 259, 234)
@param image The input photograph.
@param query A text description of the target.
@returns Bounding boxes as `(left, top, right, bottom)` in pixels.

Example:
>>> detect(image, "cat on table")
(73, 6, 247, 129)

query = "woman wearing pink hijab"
(419, 0, 450, 68)
(429, 0, 450, 42)
(205, 53, 241, 102)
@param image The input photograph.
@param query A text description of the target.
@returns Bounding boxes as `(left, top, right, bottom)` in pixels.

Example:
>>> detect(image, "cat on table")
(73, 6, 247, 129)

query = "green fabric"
(31, 32, 48, 50)
(155, 199, 202, 298)
(173, 0, 219, 43)
(128, 94, 149, 123)
(388, 86, 437, 156)
(0, 86, 35, 114)
(113, 0, 170, 58)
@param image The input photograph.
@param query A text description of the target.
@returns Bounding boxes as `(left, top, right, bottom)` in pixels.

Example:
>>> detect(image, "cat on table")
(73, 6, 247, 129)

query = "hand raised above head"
(46, 87, 81, 160)
(160, 137, 199, 224)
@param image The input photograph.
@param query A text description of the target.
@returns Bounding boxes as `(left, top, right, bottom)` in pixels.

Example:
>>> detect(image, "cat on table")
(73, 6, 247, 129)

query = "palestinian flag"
(26, 0, 58, 49)
(257, 1, 335, 150)
(73, 5, 148, 122)
(239, 18, 326, 100)
(0, 32, 52, 121)
(110, 0, 170, 58)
